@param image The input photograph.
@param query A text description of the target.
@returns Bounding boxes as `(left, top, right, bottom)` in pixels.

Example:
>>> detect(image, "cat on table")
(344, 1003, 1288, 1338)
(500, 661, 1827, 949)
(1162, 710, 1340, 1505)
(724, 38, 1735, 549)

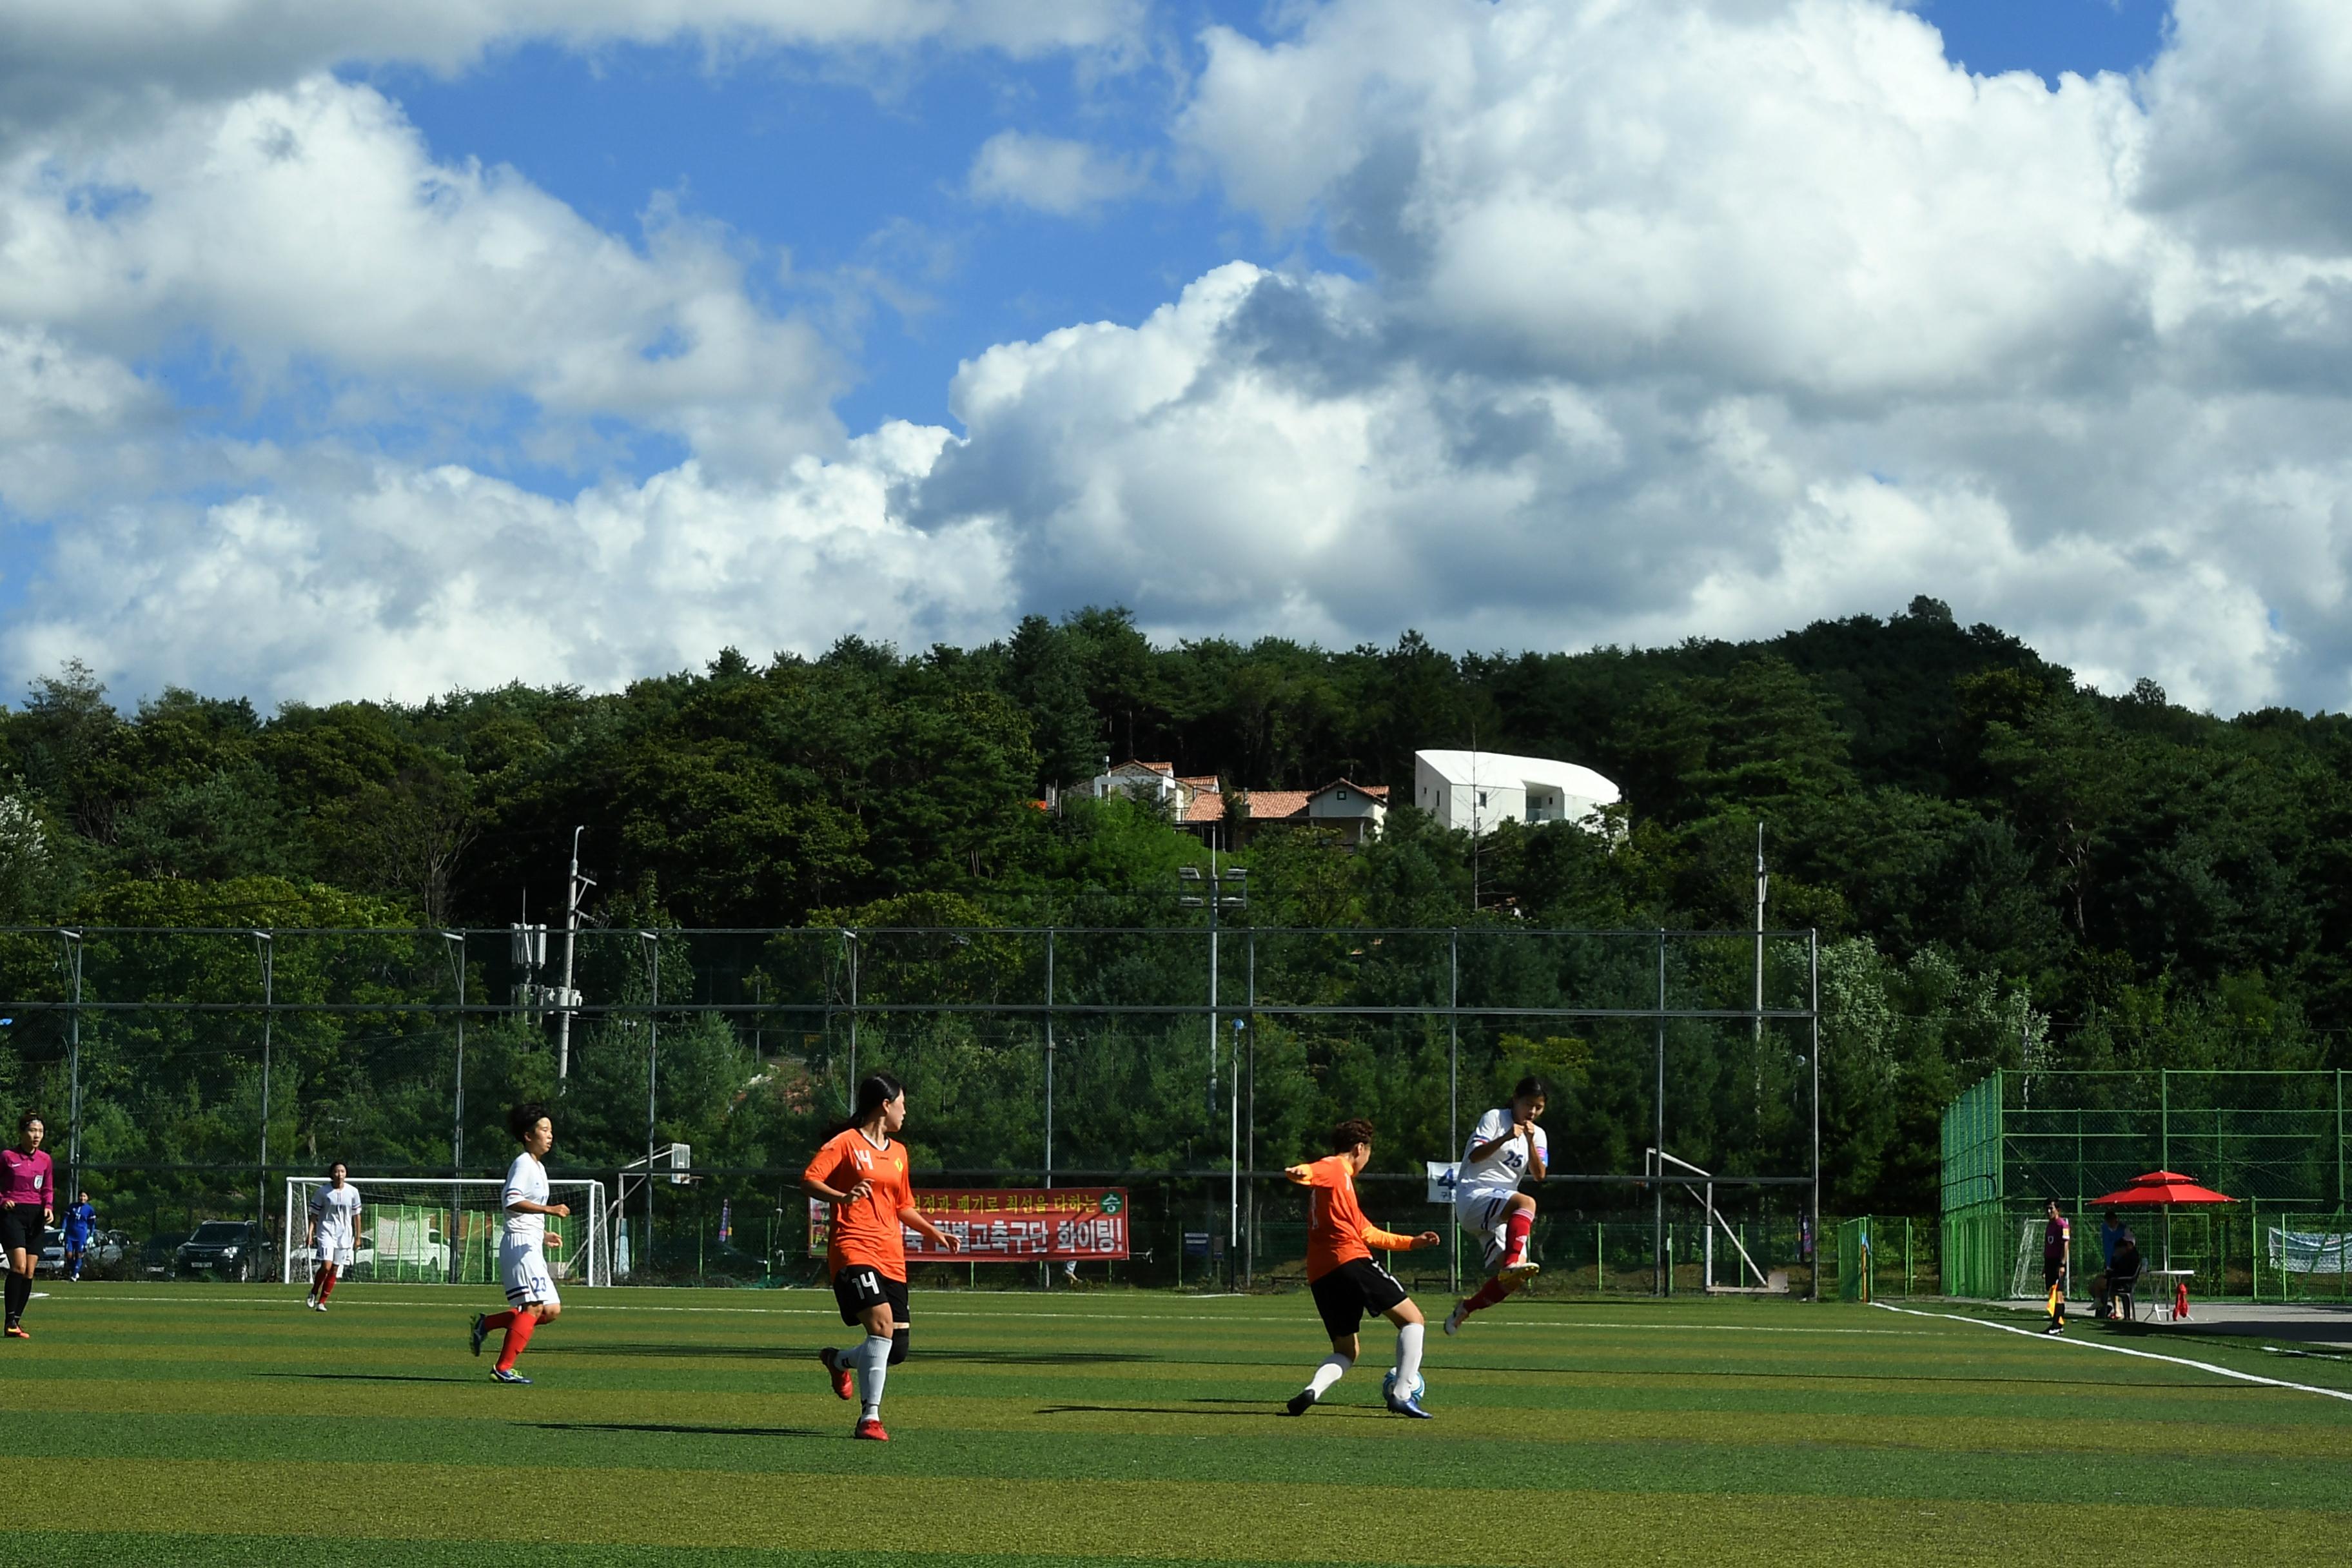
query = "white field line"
(62, 1291, 1921, 1333)
(1871, 1301, 2352, 1404)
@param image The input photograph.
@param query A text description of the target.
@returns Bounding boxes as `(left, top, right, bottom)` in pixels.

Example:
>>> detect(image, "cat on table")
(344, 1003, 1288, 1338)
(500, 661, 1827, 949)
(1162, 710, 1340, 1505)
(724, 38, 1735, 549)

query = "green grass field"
(1, 1282, 2348, 1566)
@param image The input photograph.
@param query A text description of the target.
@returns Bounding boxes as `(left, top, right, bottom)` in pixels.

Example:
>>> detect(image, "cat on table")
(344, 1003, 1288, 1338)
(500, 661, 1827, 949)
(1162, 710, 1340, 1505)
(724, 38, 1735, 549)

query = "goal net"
(2008, 1216, 2068, 1300)
(282, 1177, 611, 1288)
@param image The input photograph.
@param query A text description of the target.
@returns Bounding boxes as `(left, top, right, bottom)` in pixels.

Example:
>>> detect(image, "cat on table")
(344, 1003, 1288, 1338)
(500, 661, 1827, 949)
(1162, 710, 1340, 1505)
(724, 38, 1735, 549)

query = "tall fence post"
(254, 932, 273, 1236)
(1246, 928, 1257, 1289)
(58, 930, 83, 1204)
(1449, 926, 1461, 1297)
(1808, 928, 1821, 1303)
(1654, 928, 1667, 1298)
(1043, 928, 1054, 1194)
(643, 930, 660, 1270)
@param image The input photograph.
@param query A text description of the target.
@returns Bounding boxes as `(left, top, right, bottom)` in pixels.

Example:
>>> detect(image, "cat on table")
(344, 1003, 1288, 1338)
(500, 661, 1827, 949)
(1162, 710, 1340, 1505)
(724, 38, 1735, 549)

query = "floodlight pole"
(1655, 928, 1667, 1297)
(253, 931, 273, 1235)
(1246, 930, 1257, 1288)
(57, 930, 83, 1204)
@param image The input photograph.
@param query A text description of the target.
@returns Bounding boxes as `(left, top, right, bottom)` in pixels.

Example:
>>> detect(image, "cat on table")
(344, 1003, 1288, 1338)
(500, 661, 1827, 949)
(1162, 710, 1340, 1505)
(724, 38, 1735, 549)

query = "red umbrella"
(2086, 1171, 2236, 1208)
(2085, 1171, 2235, 1289)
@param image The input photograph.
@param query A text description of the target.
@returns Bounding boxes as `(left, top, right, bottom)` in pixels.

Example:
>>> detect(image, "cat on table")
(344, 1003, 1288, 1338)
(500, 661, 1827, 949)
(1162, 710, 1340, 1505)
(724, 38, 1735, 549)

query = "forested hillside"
(2, 595, 2347, 1218)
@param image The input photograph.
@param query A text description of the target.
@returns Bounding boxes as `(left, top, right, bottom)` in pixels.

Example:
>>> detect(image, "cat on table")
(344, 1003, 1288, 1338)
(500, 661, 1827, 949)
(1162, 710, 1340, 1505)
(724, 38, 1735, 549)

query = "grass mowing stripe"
(1, 1410, 2346, 1507)
(39, 1458, 2352, 1563)
(8, 1540, 1493, 1568)
(1874, 1302, 2352, 1404)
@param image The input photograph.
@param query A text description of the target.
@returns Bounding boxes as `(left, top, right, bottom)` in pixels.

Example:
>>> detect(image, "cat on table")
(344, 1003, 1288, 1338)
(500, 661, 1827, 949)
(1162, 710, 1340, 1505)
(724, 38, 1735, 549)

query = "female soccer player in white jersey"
(469, 1103, 569, 1384)
(305, 1162, 364, 1311)
(1444, 1076, 1548, 1335)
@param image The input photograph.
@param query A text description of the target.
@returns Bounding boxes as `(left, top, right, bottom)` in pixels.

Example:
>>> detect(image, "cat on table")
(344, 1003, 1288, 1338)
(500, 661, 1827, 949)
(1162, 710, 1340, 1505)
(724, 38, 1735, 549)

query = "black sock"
(6, 1270, 28, 1322)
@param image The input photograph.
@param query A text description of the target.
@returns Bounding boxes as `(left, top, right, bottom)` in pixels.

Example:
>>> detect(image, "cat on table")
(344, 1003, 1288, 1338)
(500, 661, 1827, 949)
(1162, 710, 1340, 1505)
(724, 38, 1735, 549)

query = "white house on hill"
(1413, 750, 1619, 835)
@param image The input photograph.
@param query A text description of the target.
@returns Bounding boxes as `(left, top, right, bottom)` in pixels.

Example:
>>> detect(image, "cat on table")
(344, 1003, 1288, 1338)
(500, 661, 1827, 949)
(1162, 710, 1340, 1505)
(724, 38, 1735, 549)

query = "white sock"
(1306, 1353, 1353, 1397)
(1393, 1321, 1425, 1388)
(856, 1334, 892, 1419)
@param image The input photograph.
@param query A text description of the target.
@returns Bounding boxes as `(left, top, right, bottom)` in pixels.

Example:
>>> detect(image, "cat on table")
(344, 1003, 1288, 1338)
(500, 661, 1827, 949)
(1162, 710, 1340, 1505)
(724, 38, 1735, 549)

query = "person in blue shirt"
(61, 1192, 95, 1282)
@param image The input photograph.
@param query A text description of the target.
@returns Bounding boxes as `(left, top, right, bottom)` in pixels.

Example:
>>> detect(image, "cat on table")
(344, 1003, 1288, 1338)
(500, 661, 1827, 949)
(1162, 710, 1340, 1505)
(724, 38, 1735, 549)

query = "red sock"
(482, 1309, 516, 1333)
(1504, 1209, 1534, 1264)
(310, 1266, 328, 1296)
(496, 1311, 539, 1371)
(318, 1269, 338, 1300)
(1462, 1278, 1510, 1316)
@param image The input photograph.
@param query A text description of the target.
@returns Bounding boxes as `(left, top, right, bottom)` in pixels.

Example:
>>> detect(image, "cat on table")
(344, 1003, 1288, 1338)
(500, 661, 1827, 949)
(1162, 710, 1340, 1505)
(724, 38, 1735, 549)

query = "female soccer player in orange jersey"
(1282, 1117, 1442, 1418)
(801, 1072, 962, 1440)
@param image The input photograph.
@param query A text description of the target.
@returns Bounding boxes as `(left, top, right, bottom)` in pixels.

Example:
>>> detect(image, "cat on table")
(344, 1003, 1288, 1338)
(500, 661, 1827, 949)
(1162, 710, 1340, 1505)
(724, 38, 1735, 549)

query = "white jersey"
(1459, 1108, 1547, 1195)
(502, 1153, 549, 1250)
(308, 1182, 362, 1242)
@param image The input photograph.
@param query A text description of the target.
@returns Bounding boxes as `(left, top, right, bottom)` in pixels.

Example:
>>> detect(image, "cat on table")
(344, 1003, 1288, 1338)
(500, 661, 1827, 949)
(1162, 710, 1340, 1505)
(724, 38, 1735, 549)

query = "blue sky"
(6, 0, 2350, 718)
(350, 0, 2174, 450)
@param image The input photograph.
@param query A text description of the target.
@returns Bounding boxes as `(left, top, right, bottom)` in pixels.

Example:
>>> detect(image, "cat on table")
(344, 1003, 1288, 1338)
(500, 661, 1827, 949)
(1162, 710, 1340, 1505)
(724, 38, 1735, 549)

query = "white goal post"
(282, 1177, 611, 1288)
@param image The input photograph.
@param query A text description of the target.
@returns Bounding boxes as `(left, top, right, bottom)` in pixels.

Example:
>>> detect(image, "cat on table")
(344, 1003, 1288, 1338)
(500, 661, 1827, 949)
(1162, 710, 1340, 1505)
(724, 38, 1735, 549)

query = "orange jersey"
(1289, 1154, 1418, 1282)
(805, 1128, 914, 1280)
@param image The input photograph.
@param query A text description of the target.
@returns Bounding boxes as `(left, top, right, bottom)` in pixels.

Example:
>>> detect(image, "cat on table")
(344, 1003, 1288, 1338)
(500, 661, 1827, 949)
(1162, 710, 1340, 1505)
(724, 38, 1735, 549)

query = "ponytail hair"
(836, 1072, 905, 1135)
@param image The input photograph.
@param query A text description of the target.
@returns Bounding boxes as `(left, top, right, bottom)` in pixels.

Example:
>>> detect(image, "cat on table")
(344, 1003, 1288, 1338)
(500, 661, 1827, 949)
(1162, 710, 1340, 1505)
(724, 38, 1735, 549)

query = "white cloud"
(967, 130, 1146, 215)
(3, 424, 1011, 704)
(0, 0, 1144, 149)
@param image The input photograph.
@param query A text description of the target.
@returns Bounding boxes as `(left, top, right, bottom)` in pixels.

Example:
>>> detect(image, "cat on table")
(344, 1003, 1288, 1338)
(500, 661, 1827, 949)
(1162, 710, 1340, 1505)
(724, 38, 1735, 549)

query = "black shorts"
(2043, 1256, 2066, 1288)
(0, 1206, 46, 1254)
(832, 1264, 911, 1328)
(1309, 1257, 1409, 1340)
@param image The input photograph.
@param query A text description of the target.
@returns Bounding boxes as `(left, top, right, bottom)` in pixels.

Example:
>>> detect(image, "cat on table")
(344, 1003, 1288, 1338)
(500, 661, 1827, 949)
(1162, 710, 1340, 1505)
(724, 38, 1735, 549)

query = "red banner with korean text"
(809, 1188, 1129, 1261)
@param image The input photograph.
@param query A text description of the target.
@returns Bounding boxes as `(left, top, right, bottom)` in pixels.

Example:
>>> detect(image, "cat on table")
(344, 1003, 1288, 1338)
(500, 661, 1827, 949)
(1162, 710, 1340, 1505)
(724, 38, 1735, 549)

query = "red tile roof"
(1183, 792, 1228, 824)
(1240, 790, 1313, 821)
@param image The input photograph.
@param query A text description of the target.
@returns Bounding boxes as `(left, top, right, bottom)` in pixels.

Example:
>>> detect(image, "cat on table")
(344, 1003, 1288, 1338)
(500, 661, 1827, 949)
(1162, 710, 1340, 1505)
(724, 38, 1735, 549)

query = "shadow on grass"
(552, 1344, 1151, 1366)
(531, 1421, 827, 1439)
(257, 1372, 476, 1385)
(1037, 1402, 1387, 1419)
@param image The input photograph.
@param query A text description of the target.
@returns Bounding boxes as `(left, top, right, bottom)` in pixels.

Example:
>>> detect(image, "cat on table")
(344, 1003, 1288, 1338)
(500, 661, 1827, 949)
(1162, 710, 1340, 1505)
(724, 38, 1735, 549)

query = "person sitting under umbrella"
(2096, 1228, 2144, 1321)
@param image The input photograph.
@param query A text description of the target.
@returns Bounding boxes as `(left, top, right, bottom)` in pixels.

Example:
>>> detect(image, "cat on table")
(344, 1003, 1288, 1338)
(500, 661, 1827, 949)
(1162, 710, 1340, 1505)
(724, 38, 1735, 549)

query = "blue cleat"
(490, 1366, 531, 1385)
(1382, 1368, 1433, 1419)
(1386, 1391, 1435, 1419)
(469, 1313, 489, 1357)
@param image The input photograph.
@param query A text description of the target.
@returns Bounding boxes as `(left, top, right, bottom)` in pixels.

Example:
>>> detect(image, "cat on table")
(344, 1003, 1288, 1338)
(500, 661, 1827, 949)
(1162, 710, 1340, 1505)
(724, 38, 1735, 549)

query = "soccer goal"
(2008, 1217, 2061, 1300)
(281, 1177, 611, 1288)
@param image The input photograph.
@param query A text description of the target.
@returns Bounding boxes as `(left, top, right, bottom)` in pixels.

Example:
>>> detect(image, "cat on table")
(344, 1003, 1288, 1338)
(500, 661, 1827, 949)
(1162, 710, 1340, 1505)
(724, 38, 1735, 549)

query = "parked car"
(37, 1228, 128, 1275)
(175, 1220, 264, 1281)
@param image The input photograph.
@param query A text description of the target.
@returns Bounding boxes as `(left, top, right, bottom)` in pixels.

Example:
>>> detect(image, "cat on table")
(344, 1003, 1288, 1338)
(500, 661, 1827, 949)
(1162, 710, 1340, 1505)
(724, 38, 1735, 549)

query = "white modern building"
(1412, 750, 1620, 834)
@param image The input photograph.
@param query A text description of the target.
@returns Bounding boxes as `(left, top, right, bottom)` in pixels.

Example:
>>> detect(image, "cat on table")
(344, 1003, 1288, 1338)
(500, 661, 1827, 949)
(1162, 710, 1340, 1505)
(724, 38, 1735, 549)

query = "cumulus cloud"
(0, 0, 1143, 148)
(3, 424, 1012, 704)
(0, 76, 839, 471)
(967, 130, 1147, 215)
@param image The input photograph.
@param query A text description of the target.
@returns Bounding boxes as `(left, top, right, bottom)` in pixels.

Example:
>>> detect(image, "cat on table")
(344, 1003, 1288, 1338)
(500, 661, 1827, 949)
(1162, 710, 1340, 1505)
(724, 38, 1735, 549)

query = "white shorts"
(500, 1241, 559, 1309)
(1455, 1186, 1525, 1269)
(313, 1237, 355, 1268)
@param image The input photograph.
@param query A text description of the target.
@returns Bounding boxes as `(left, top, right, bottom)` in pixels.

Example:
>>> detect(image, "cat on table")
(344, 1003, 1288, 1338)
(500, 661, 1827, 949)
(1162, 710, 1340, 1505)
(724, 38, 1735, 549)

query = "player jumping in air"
(1445, 1076, 1549, 1336)
(469, 1104, 569, 1384)
(306, 1162, 363, 1311)
(802, 1072, 963, 1441)
(1282, 1117, 1443, 1419)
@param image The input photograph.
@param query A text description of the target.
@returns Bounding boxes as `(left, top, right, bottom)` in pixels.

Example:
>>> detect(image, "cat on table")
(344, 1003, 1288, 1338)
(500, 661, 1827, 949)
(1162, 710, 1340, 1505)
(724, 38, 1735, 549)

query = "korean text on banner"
(810, 1188, 1130, 1261)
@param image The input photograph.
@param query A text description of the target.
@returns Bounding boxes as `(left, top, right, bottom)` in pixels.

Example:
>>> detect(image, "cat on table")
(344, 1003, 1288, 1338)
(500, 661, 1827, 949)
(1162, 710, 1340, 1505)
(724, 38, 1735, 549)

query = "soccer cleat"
(852, 1416, 890, 1441)
(1386, 1389, 1435, 1419)
(1282, 1388, 1318, 1416)
(310, 1300, 328, 1313)
(819, 1346, 854, 1401)
(4, 1325, 25, 1340)
(490, 1366, 532, 1384)
(469, 1313, 489, 1357)
(1444, 1304, 1465, 1337)
(1499, 1258, 1542, 1282)
(305, 1293, 317, 1309)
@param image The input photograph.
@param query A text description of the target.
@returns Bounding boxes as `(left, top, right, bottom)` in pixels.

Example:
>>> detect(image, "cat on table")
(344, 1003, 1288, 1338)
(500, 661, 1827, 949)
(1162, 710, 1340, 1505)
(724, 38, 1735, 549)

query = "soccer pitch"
(4, 1286, 2349, 1566)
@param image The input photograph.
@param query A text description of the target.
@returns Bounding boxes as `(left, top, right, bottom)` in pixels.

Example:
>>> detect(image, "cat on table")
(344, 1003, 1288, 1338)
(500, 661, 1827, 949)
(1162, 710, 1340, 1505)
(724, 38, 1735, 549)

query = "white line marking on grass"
(1872, 1302, 2352, 1404)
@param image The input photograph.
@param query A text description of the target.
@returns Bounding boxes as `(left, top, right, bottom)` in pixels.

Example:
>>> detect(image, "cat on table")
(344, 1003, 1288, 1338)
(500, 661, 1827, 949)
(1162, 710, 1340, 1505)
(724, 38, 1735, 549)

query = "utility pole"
(1178, 858, 1247, 1284)
(554, 828, 591, 1084)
